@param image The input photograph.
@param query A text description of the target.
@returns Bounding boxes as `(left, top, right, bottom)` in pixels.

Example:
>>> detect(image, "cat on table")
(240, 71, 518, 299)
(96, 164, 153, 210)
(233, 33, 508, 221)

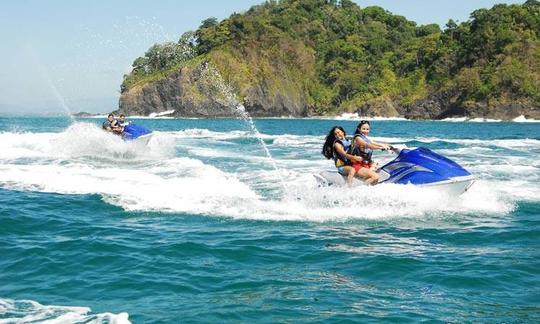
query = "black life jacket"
(102, 120, 112, 129)
(333, 138, 352, 167)
(351, 133, 373, 163)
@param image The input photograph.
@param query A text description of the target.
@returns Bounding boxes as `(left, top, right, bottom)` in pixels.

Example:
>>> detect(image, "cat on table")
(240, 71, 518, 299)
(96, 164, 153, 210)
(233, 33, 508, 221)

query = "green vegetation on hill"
(121, 0, 539, 115)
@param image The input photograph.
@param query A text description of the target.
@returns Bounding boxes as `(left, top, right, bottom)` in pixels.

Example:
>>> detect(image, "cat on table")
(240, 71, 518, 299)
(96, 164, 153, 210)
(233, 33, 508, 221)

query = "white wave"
(215, 179, 514, 222)
(336, 112, 360, 120)
(124, 115, 174, 119)
(471, 162, 540, 175)
(80, 114, 189, 120)
(0, 298, 130, 324)
(78, 114, 108, 119)
(441, 116, 540, 123)
(257, 116, 295, 119)
(270, 133, 404, 148)
(441, 117, 502, 123)
(403, 136, 540, 148)
(513, 115, 540, 123)
(0, 155, 259, 213)
(84, 111, 176, 119)
(369, 136, 408, 143)
(170, 128, 258, 140)
(325, 113, 409, 121)
(362, 116, 409, 121)
(0, 123, 536, 222)
(170, 129, 325, 150)
(272, 135, 322, 147)
(1, 147, 519, 221)
(0, 131, 53, 160)
(441, 117, 468, 122)
(468, 117, 502, 123)
(441, 146, 495, 153)
(259, 132, 540, 152)
(0, 123, 175, 163)
(172, 129, 404, 149)
(149, 109, 175, 117)
(165, 128, 406, 148)
(413, 137, 540, 149)
(81, 114, 175, 119)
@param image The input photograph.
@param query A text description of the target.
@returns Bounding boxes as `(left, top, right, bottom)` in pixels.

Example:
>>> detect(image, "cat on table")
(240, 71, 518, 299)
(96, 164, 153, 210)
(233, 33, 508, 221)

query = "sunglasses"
(358, 120, 370, 128)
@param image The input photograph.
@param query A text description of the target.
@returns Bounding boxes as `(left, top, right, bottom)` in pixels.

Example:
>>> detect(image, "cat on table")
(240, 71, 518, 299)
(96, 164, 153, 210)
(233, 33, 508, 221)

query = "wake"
(0, 123, 536, 222)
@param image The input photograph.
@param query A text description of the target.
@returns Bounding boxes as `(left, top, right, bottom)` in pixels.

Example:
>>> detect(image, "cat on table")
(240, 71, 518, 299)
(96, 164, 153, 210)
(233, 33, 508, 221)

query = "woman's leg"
(355, 167, 379, 185)
(343, 166, 356, 186)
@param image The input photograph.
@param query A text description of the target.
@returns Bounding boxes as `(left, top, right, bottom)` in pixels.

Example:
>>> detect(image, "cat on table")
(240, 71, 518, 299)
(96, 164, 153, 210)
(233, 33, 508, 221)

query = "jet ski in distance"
(315, 146, 475, 196)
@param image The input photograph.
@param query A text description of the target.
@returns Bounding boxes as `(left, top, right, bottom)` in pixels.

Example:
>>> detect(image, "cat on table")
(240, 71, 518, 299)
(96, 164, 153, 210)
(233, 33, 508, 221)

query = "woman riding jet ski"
(318, 125, 475, 196)
(322, 122, 395, 186)
(317, 146, 475, 196)
(321, 126, 366, 186)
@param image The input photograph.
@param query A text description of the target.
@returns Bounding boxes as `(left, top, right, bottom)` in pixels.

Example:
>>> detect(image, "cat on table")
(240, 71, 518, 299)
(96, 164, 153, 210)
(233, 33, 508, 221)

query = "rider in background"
(102, 113, 123, 135)
(117, 114, 129, 127)
(102, 114, 114, 131)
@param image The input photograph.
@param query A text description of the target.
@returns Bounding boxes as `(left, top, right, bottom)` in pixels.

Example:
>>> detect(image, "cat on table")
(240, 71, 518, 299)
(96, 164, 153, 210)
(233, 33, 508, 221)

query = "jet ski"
(314, 147, 475, 196)
(122, 123, 153, 145)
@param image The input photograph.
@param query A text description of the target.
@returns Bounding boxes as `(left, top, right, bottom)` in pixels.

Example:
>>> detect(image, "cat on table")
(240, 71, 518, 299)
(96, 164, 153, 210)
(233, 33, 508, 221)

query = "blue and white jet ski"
(122, 123, 153, 145)
(315, 147, 475, 196)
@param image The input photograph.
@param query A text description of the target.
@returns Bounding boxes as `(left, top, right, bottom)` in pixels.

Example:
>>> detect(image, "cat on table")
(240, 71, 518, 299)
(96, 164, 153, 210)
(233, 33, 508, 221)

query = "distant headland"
(118, 0, 539, 120)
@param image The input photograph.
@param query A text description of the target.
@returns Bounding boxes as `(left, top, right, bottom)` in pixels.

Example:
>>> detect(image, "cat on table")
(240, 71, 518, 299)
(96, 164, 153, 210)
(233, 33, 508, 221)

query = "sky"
(0, 0, 525, 115)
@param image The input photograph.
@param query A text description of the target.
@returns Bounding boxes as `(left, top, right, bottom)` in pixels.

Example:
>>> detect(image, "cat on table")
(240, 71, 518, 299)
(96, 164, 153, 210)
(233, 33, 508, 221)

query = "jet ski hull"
(418, 175, 475, 196)
(132, 133, 153, 145)
(314, 172, 474, 196)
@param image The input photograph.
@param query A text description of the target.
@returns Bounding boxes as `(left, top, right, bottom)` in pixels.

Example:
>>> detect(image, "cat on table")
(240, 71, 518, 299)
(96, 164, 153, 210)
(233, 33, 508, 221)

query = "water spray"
(200, 63, 288, 194)
(26, 44, 74, 121)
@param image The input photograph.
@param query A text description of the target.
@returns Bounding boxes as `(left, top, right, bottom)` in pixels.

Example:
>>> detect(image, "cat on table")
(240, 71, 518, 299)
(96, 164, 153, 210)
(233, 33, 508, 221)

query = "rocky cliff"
(356, 92, 540, 120)
(119, 60, 313, 118)
(119, 66, 231, 118)
(119, 63, 539, 119)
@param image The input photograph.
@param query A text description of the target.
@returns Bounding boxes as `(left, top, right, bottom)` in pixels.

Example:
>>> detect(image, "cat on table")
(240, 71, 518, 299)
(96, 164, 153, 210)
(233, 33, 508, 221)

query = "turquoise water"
(1, 117, 539, 322)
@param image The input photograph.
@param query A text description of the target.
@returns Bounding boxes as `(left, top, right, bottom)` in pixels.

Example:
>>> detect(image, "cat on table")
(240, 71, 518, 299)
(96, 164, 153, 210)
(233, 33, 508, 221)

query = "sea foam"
(0, 298, 130, 324)
(0, 123, 536, 222)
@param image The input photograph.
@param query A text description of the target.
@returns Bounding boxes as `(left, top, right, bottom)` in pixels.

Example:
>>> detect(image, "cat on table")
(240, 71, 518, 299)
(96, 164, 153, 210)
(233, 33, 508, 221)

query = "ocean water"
(0, 116, 539, 323)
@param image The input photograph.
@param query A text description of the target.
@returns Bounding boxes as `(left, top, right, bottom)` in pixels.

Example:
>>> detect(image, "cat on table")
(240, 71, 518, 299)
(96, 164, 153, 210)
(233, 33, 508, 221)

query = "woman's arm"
(355, 137, 390, 150)
(371, 140, 391, 150)
(335, 143, 363, 163)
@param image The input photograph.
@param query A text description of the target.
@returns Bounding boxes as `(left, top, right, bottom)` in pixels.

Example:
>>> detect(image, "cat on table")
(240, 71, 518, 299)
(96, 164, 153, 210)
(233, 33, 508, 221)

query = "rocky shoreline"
(117, 63, 539, 121)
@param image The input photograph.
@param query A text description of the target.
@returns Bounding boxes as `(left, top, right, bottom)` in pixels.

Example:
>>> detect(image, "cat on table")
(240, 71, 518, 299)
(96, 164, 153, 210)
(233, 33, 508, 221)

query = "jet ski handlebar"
(387, 145, 405, 154)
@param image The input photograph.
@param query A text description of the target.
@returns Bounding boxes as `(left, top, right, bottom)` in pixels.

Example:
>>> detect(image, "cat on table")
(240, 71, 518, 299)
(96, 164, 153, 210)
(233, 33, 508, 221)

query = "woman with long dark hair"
(322, 126, 363, 186)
